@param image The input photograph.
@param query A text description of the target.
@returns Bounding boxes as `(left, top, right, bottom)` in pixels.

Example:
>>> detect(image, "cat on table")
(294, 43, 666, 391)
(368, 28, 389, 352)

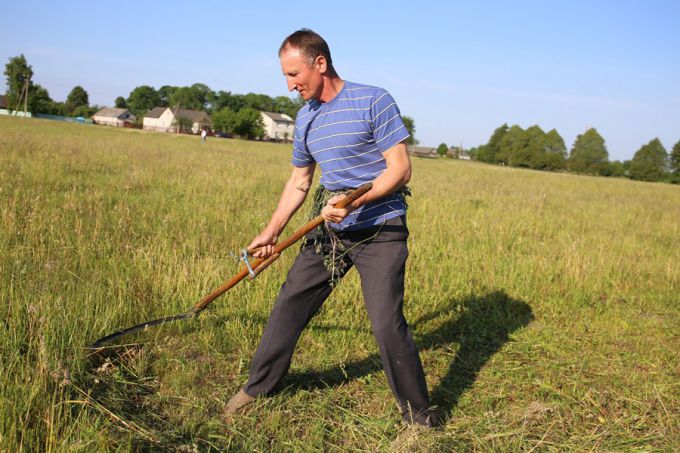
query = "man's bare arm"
(248, 164, 315, 258)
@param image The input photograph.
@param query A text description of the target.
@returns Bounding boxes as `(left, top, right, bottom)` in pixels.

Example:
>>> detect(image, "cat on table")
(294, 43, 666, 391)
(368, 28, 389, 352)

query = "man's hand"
(319, 141, 411, 225)
(247, 230, 278, 259)
(321, 194, 355, 224)
(246, 164, 315, 259)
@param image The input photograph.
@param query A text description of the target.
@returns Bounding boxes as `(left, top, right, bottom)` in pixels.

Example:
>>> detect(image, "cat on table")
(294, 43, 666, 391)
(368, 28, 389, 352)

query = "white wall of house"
(143, 108, 204, 133)
(95, 114, 136, 127)
(143, 108, 174, 132)
(93, 116, 123, 127)
(261, 113, 295, 140)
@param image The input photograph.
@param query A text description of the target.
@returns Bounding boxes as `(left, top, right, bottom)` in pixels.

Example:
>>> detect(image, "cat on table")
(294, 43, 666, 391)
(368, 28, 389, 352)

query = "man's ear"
(314, 55, 327, 74)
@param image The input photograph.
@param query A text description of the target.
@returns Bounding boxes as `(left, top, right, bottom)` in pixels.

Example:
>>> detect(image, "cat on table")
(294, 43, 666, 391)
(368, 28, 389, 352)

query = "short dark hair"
(279, 29, 334, 69)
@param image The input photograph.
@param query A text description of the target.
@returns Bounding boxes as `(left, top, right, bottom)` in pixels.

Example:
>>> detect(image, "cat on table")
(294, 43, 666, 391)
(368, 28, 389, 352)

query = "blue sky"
(2, 0, 678, 161)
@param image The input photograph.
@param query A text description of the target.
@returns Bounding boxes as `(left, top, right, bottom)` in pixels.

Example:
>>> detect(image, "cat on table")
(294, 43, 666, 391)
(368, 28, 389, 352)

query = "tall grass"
(1, 116, 678, 451)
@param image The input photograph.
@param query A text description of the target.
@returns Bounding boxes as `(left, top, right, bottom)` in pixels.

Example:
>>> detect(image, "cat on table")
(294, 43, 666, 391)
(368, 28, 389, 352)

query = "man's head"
(279, 29, 337, 101)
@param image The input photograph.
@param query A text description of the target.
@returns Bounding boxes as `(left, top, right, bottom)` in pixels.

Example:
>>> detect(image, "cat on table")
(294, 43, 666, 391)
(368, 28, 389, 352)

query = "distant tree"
(189, 83, 215, 112)
(607, 161, 625, 177)
(158, 85, 178, 107)
(211, 107, 237, 134)
(126, 85, 160, 117)
(622, 160, 632, 174)
(290, 95, 305, 113)
(496, 124, 567, 170)
(176, 116, 194, 133)
(568, 128, 609, 174)
(402, 116, 416, 145)
(2, 55, 58, 114)
(598, 162, 614, 177)
(65, 86, 89, 115)
(30, 84, 61, 114)
(628, 138, 668, 182)
(168, 83, 214, 112)
(541, 129, 567, 170)
(467, 145, 482, 161)
(114, 96, 126, 108)
(437, 143, 448, 157)
(233, 108, 264, 139)
(668, 140, 680, 184)
(74, 106, 96, 117)
(4, 54, 33, 110)
(515, 125, 545, 168)
(496, 125, 525, 165)
(242, 92, 276, 112)
(49, 101, 66, 116)
(190, 83, 214, 110)
(478, 123, 508, 163)
(170, 87, 198, 111)
(274, 95, 304, 119)
(475, 145, 492, 163)
(213, 91, 245, 112)
(670, 140, 680, 174)
(465, 145, 486, 160)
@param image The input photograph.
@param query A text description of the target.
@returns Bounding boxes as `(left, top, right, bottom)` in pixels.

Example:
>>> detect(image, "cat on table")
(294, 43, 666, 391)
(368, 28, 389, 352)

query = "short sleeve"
(291, 109, 315, 167)
(291, 133, 314, 167)
(370, 90, 410, 152)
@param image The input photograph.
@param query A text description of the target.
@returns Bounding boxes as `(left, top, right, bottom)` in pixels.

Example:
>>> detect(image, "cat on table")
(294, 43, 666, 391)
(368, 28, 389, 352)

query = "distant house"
(446, 146, 471, 160)
(92, 107, 136, 127)
(142, 107, 168, 131)
(142, 107, 210, 134)
(0, 94, 31, 117)
(261, 111, 295, 141)
(408, 145, 438, 158)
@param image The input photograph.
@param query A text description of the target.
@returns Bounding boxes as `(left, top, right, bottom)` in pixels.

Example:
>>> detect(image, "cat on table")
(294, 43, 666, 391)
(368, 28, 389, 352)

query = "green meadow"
(1, 116, 678, 451)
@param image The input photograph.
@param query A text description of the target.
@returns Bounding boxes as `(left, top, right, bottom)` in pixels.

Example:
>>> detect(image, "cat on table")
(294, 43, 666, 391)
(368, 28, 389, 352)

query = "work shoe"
(223, 388, 255, 420)
(402, 407, 443, 428)
(390, 408, 443, 451)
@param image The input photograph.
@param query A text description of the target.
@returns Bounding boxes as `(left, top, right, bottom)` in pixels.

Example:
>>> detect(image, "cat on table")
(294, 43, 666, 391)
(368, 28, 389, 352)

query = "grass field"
(1, 116, 678, 451)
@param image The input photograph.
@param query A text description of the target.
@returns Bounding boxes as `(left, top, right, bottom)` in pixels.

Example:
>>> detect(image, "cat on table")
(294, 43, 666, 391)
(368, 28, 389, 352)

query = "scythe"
(89, 182, 372, 349)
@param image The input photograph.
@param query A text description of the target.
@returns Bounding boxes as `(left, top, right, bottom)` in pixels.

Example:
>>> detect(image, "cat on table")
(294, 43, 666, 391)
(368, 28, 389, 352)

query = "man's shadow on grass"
(282, 290, 533, 419)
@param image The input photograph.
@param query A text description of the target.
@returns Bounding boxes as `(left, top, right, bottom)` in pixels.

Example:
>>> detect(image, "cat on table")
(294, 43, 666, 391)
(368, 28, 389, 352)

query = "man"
(225, 29, 439, 427)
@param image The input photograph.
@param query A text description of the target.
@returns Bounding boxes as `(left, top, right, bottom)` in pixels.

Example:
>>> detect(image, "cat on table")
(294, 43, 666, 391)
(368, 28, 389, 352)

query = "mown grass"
(1, 115, 678, 451)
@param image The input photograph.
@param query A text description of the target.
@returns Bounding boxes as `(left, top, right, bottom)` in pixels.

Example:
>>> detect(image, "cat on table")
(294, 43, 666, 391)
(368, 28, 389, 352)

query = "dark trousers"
(244, 216, 436, 424)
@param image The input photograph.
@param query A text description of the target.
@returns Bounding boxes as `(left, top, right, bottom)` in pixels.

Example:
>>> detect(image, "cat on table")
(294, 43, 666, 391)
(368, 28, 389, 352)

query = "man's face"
(280, 46, 324, 101)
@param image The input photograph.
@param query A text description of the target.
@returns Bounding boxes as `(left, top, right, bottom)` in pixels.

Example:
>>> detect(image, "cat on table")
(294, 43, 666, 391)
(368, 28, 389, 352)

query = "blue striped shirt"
(292, 81, 410, 231)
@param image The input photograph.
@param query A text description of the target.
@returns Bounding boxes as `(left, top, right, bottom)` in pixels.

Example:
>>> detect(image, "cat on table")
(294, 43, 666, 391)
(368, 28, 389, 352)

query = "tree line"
(3, 55, 99, 117)
(5, 54, 677, 182)
(4, 54, 417, 141)
(120, 84, 304, 124)
(465, 123, 680, 184)
(3, 54, 303, 138)
(118, 83, 303, 139)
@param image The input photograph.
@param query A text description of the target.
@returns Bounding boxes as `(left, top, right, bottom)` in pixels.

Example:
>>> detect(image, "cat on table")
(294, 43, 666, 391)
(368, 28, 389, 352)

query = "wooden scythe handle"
(89, 182, 374, 348)
(192, 182, 372, 312)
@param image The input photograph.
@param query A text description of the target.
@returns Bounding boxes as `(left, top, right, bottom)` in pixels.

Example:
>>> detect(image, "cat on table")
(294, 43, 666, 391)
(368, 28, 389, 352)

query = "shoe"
(223, 388, 255, 419)
(402, 407, 443, 428)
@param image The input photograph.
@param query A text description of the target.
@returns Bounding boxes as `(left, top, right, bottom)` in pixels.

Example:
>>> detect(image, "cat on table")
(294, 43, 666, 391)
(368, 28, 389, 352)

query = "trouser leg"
(342, 217, 436, 425)
(244, 243, 351, 397)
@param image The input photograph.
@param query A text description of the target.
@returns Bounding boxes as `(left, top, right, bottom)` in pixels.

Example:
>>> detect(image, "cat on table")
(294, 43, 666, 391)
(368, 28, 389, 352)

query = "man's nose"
(286, 78, 297, 92)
